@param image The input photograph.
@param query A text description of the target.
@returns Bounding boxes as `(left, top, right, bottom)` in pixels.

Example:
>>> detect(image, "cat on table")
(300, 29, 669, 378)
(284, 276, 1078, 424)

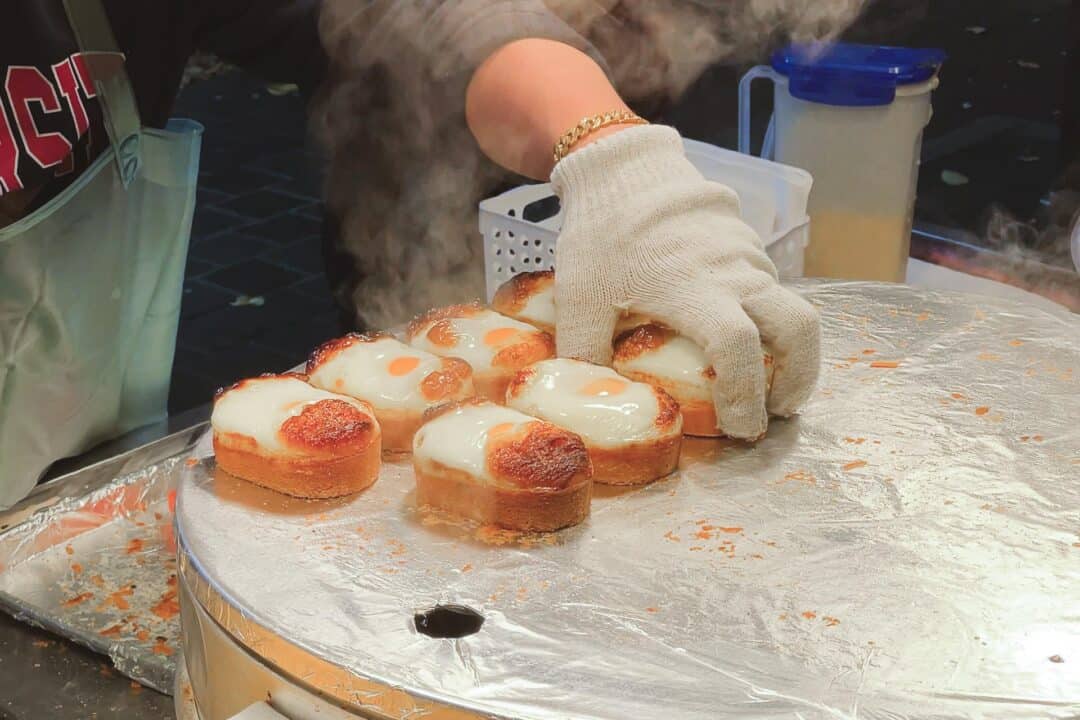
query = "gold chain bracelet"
(552, 110, 648, 164)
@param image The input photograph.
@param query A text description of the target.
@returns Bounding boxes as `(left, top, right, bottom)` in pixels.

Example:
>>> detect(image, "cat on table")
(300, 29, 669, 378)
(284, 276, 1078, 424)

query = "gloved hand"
(550, 125, 821, 440)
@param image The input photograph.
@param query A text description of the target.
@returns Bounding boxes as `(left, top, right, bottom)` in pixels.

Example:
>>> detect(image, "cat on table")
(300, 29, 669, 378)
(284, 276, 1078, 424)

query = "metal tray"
(0, 422, 206, 693)
(176, 281, 1080, 719)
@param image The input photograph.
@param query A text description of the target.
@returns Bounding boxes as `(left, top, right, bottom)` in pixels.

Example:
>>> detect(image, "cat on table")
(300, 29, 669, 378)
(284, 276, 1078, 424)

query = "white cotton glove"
(550, 125, 821, 440)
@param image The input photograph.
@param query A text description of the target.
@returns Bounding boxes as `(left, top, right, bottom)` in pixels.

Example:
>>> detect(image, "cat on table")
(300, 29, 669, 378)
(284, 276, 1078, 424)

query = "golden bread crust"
(414, 458, 591, 532)
(213, 432, 381, 498)
(588, 433, 682, 486)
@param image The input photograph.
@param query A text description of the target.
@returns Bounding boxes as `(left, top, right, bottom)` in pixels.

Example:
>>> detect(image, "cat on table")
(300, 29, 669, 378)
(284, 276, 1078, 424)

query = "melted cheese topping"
(614, 334, 712, 403)
(308, 337, 446, 413)
(506, 359, 668, 447)
(211, 376, 369, 453)
(413, 403, 535, 482)
(515, 285, 555, 329)
(409, 310, 541, 371)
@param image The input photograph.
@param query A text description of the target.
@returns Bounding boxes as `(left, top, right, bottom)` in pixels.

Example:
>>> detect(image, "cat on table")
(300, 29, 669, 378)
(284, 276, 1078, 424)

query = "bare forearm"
(466, 38, 634, 180)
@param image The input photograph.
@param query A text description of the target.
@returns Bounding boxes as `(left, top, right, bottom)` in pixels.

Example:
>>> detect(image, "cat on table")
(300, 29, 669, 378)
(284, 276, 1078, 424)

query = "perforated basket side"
(479, 184, 560, 301)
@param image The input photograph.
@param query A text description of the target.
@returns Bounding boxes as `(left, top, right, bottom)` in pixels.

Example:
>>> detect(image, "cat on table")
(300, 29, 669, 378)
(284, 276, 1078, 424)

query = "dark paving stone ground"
(168, 0, 1078, 415)
(167, 72, 335, 414)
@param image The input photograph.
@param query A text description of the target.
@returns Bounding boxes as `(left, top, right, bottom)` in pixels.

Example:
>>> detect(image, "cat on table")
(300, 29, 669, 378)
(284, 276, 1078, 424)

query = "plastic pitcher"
(739, 43, 945, 282)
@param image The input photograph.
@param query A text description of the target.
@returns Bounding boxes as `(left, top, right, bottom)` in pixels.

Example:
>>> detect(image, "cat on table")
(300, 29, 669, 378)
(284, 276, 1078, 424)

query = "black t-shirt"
(1, 0, 324, 214)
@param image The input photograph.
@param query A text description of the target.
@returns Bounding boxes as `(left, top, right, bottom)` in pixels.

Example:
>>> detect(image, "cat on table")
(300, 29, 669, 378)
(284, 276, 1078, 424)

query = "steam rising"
(312, 0, 868, 330)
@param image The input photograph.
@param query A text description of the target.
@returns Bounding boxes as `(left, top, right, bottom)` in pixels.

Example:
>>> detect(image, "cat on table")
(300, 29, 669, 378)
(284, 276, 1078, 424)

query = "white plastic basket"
(479, 138, 813, 301)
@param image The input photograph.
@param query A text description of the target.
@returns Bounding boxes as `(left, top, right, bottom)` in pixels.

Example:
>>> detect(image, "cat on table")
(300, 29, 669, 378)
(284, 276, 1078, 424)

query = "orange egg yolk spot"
(581, 378, 628, 397)
(388, 356, 421, 376)
(484, 327, 520, 346)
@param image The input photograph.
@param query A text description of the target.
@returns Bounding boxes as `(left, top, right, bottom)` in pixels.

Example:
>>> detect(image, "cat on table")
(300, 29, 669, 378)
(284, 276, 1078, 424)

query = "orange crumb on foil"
(869, 361, 900, 369)
(151, 590, 180, 621)
(842, 460, 868, 472)
(801, 611, 817, 620)
(975, 406, 990, 416)
(824, 617, 841, 627)
(62, 592, 94, 608)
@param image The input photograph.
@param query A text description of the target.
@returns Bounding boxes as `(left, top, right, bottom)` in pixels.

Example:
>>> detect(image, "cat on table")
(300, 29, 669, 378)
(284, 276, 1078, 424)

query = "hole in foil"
(414, 604, 484, 639)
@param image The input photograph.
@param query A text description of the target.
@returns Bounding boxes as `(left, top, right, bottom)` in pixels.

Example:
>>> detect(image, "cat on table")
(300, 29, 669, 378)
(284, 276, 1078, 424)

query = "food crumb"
(1033, 435, 1044, 442)
(862, 349, 876, 355)
(718, 527, 742, 534)
(689, 546, 704, 551)
(842, 460, 868, 472)
(1049, 655, 1064, 663)
(71, 563, 83, 575)
(916, 312, 930, 322)
(125, 538, 144, 555)
(32, 640, 52, 648)
(824, 616, 841, 627)
(778, 613, 788, 620)
(869, 361, 900, 369)
(975, 406, 990, 416)
(783, 470, 815, 484)
(130, 681, 143, 694)
(65, 545, 74, 556)
(645, 607, 659, 613)
(664, 531, 680, 542)
(461, 563, 473, 573)
(844, 437, 866, 444)
(1009, 339, 1024, 347)
(951, 392, 966, 400)
(184, 457, 198, 467)
(136, 630, 150, 641)
(801, 611, 817, 620)
(977, 352, 1000, 361)
(99, 624, 124, 638)
(61, 592, 94, 608)
(152, 639, 174, 656)
(90, 575, 105, 588)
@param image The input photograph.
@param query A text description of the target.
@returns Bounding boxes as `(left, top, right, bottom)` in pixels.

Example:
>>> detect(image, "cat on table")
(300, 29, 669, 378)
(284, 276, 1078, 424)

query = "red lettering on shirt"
(0, 104, 21, 193)
(5, 66, 73, 169)
(53, 59, 89, 135)
(71, 54, 98, 99)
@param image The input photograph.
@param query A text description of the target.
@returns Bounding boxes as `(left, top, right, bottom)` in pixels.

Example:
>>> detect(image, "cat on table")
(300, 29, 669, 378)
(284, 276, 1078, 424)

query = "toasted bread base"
(213, 434, 381, 498)
(678, 400, 722, 438)
(374, 410, 424, 453)
(414, 459, 591, 532)
(588, 434, 682, 486)
(474, 373, 513, 404)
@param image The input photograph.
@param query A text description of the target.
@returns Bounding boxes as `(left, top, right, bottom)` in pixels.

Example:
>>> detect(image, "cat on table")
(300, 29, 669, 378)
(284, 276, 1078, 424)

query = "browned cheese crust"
(491, 270, 555, 332)
(306, 332, 394, 374)
(213, 387, 382, 498)
(413, 408, 593, 531)
(405, 302, 485, 342)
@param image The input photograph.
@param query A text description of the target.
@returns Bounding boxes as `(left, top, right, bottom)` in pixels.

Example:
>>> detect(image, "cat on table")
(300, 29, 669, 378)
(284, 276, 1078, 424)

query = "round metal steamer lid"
(177, 281, 1080, 720)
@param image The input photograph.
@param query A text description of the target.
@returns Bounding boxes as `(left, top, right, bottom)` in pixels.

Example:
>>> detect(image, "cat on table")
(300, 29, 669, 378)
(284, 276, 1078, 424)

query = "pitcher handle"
(738, 65, 781, 158)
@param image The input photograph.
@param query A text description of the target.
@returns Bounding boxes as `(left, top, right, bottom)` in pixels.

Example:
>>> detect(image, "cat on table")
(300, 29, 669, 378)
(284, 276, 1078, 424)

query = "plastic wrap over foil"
(177, 281, 1080, 719)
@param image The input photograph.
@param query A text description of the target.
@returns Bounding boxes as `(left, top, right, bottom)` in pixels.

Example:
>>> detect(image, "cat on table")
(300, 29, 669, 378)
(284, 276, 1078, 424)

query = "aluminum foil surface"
(0, 426, 204, 693)
(177, 281, 1080, 719)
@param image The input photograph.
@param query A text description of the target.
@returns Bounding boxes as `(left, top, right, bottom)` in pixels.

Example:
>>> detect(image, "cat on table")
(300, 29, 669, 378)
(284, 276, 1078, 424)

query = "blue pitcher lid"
(770, 43, 946, 107)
